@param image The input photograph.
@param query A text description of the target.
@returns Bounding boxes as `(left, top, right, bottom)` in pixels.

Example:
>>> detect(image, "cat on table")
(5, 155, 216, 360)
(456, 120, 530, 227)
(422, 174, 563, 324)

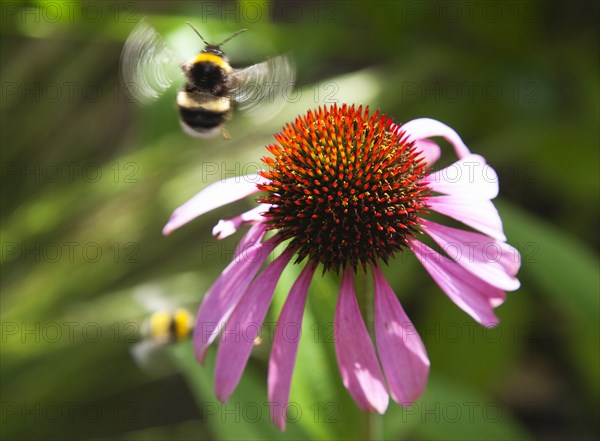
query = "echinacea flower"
(163, 104, 521, 430)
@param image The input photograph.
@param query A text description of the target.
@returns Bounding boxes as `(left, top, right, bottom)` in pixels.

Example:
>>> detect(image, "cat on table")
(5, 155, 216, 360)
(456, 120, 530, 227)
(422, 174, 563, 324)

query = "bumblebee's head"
(203, 45, 224, 57)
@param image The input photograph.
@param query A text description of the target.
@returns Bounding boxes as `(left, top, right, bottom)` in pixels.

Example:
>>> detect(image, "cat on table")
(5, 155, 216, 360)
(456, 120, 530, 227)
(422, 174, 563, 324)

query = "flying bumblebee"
(130, 288, 195, 370)
(140, 308, 194, 344)
(120, 19, 295, 138)
(130, 287, 261, 370)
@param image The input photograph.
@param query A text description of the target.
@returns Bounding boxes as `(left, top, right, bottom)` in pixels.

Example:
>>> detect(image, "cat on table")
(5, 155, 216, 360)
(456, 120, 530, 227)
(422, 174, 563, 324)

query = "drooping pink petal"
(421, 219, 520, 291)
(409, 239, 503, 327)
(401, 118, 471, 159)
(193, 232, 275, 363)
(426, 194, 507, 242)
(214, 249, 294, 402)
(414, 139, 441, 166)
(423, 154, 499, 199)
(163, 173, 268, 235)
(372, 265, 429, 406)
(268, 264, 316, 431)
(334, 268, 389, 414)
(232, 221, 268, 259)
(212, 204, 270, 239)
(496, 242, 522, 278)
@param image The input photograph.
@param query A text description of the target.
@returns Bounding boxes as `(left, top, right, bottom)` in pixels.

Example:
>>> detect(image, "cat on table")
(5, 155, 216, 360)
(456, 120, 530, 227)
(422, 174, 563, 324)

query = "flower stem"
(356, 269, 383, 441)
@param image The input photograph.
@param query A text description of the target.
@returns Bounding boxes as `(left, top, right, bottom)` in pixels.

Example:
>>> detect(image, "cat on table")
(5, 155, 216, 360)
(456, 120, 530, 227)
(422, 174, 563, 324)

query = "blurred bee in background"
(131, 285, 263, 370)
(131, 288, 195, 370)
(120, 19, 295, 138)
(140, 308, 193, 344)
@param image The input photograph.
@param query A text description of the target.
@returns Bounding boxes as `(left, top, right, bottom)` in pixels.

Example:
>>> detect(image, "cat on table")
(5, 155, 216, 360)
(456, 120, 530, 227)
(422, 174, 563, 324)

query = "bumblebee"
(129, 288, 196, 369)
(141, 308, 194, 344)
(121, 20, 295, 138)
(131, 289, 262, 373)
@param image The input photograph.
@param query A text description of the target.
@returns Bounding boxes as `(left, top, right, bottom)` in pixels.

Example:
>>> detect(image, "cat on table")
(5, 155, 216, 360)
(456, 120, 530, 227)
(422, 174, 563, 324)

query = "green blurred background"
(1, 1, 598, 440)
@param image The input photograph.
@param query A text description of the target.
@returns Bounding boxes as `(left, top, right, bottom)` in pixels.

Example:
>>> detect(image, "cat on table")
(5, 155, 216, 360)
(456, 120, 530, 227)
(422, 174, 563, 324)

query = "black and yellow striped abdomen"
(177, 90, 231, 137)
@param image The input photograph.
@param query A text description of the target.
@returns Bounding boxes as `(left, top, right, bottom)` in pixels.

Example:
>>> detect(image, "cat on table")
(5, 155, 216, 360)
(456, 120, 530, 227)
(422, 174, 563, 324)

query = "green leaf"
(496, 200, 599, 325)
(384, 376, 531, 440)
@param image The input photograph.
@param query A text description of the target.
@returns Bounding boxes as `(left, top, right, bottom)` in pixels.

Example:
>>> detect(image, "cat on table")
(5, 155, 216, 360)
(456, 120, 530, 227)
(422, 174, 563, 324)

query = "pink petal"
(193, 231, 274, 363)
(401, 118, 471, 159)
(214, 249, 294, 402)
(163, 173, 267, 235)
(414, 139, 441, 166)
(268, 264, 316, 431)
(426, 194, 506, 242)
(373, 265, 429, 405)
(409, 239, 503, 327)
(212, 204, 270, 239)
(496, 243, 521, 278)
(232, 221, 268, 259)
(423, 154, 499, 199)
(421, 219, 520, 291)
(334, 268, 389, 414)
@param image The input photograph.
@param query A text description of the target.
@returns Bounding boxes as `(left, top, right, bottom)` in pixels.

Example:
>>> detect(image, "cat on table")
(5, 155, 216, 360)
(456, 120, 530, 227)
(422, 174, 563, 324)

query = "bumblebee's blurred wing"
(229, 53, 295, 111)
(133, 285, 173, 312)
(120, 19, 182, 104)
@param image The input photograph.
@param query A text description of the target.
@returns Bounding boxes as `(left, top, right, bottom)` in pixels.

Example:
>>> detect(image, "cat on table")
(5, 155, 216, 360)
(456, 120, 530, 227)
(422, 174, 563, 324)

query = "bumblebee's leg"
(222, 126, 231, 140)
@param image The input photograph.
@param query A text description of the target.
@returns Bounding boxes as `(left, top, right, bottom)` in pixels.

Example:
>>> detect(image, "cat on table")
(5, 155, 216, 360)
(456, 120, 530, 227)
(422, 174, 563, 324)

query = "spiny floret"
(258, 104, 429, 273)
